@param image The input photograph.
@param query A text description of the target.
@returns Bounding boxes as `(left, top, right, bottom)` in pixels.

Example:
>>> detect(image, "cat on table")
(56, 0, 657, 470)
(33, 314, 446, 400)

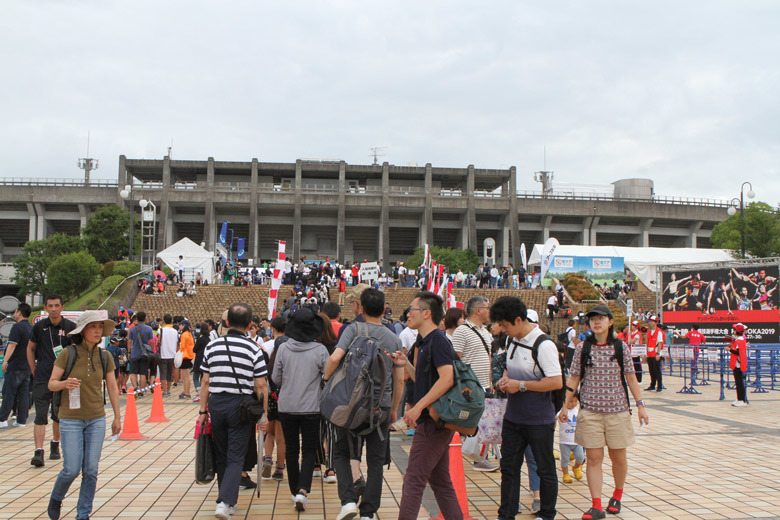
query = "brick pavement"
(0, 376, 779, 519)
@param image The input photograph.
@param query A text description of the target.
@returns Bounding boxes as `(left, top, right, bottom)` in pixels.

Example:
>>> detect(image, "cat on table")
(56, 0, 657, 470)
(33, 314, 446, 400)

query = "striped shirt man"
(451, 319, 493, 389)
(201, 329, 267, 394)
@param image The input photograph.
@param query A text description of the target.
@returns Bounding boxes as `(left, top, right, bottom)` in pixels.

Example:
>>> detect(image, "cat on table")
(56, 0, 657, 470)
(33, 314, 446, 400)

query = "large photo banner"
(661, 264, 779, 343)
(542, 255, 625, 288)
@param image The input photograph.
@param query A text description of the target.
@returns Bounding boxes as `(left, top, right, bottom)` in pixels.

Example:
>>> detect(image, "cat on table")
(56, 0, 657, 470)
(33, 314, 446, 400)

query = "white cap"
(526, 309, 539, 323)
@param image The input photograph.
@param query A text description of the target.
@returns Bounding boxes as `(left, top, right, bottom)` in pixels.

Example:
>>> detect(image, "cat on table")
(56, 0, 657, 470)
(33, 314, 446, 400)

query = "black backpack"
(51, 345, 110, 415)
(557, 327, 573, 344)
(509, 333, 567, 412)
(578, 337, 631, 414)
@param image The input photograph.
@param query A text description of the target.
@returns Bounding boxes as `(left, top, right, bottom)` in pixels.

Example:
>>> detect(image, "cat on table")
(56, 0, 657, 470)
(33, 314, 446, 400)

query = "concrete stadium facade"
(0, 156, 730, 272)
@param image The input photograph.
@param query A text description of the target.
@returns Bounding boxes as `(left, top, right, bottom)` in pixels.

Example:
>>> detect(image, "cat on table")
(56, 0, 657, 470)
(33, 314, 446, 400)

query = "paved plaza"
(1, 375, 779, 520)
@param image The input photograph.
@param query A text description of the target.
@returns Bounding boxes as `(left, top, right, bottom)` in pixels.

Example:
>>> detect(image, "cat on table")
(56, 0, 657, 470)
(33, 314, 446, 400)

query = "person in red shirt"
(350, 263, 359, 286)
(728, 323, 749, 407)
(644, 316, 664, 392)
(685, 325, 706, 380)
(629, 321, 643, 383)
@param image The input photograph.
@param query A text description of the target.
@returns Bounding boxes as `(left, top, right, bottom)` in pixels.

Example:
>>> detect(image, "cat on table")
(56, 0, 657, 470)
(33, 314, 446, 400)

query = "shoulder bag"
(223, 338, 265, 424)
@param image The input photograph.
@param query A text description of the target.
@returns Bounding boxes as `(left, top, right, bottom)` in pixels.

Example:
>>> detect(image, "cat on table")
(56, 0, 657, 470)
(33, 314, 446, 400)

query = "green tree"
(11, 233, 85, 296)
(405, 246, 480, 273)
(82, 205, 140, 264)
(46, 251, 101, 301)
(710, 202, 780, 259)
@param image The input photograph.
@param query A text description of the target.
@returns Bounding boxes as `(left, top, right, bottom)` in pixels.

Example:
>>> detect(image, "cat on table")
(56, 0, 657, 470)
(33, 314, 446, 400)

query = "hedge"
(101, 275, 126, 296)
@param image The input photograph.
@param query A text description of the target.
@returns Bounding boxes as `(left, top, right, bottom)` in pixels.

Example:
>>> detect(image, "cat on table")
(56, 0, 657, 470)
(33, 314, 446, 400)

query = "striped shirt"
(201, 330, 267, 395)
(451, 320, 493, 388)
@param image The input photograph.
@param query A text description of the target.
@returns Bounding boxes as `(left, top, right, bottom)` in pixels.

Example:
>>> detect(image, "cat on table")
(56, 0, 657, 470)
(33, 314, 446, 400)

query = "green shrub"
(102, 261, 117, 278)
(101, 275, 125, 296)
(563, 273, 599, 302)
(47, 251, 101, 301)
(112, 261, 142, 278)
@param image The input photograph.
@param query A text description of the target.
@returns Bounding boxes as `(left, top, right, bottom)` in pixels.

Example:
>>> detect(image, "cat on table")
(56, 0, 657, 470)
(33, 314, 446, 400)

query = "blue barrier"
(662, 343, 780, 400)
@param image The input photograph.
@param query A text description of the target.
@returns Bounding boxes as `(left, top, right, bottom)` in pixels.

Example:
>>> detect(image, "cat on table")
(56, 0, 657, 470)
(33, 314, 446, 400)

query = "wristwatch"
(199, 410, 208, 415)
(635, 400, 645, 407)
(518, 381, 527, 393)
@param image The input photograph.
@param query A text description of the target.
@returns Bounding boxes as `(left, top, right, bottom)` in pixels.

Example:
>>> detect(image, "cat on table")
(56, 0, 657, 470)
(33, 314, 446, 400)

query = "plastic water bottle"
(69, 385, 81, 410)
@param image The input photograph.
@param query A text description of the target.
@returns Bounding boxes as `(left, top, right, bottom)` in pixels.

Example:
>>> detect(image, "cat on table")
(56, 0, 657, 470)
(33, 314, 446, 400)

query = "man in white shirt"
(451, 296, 498, 472)
(177, 255, 186, 282)
(159, 314, 179, 397)
(547, 293, 558, 321)
(565, 319, 579, 368)
(490, 265, 500, 288)
(455, 269, 465, 288)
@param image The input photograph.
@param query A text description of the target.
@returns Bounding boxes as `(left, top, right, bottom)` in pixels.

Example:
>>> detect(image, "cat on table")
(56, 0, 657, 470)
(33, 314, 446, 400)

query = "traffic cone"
(435, 432, 475, 520)
(146, 378, 169, 423)
(119, 386, 148, 440)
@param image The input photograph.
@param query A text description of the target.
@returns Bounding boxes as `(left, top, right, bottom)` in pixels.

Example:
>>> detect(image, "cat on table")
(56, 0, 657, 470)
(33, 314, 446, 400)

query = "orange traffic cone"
(119, 386, 148, 440)
(146, 378, 169, 423)
(435, 433, 475, 520)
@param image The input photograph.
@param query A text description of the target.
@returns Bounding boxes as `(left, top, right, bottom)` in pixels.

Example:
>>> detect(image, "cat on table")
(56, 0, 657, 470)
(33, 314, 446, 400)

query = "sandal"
(582, 508, 606, 520)
(607, 498, 621, 514)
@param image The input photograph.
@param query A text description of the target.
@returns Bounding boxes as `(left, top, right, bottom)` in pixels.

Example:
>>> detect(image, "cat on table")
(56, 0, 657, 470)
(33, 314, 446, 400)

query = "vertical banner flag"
(520, 243, 527, 271)
(447, 280, 455, 309)
(427, 261, 436, 291)
(540, 237, 560, 282)
(218, 221, 228, 245)
(433, 264, 445, 295)
(237, 238, 246, 260)
(267, 241, 286, 319)
(423, 244, 430, 272)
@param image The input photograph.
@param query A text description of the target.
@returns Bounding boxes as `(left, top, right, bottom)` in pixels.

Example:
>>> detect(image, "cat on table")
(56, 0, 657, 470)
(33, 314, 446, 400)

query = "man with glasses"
(451, 296, 498, 472)
(398, 291, 463, 520)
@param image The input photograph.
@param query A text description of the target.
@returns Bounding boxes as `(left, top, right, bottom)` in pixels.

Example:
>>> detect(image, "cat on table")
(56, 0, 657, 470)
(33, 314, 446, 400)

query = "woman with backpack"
(559, 305, 649, 520)
(46, 311, 121, 520)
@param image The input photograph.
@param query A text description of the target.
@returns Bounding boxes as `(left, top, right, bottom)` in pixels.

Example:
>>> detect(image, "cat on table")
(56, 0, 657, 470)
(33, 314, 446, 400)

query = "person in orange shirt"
(322, 302, 342, 337)
(178, 320, 195, 399)
(728, 323, 749, 407)
(644, 316, 664, 392)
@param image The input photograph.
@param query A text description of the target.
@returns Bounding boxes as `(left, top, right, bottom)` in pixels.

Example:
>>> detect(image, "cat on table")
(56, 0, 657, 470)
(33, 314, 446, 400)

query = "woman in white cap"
(46, 311, 121, 520)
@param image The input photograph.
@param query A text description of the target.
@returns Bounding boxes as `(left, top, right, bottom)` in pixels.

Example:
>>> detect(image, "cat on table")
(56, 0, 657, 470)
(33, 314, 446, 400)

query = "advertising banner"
(542, 255, 625, 288)
(661, 264, 779, 343)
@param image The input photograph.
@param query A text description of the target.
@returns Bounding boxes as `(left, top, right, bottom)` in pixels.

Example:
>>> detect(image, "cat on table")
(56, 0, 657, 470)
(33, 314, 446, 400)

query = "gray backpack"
(320, 322, 390, 437)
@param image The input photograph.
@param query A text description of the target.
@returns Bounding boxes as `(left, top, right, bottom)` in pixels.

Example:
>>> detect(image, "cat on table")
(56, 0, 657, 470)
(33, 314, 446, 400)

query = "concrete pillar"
(466, 164, 477, 252)
(638, 218, 653, 248)
(508, 166, 521, 266)
(687, 221, 702, 248)
(27, 203, 37, 241)
(250, 158, 259, 261)
(337, 161, 346, 263)
(78, 204, 88, 235)
(423, 163, 433, 246)
(502, 217, 510, 267)
(204, 157, 215, 250)
(379, 162, 390, 265)
(541, 215, 553, 243)
(117, 155, 127, 205)
(293, 160, 302, 262)
(157, 156, 172, 250)
(581, 217, 593, 245)
(590, 216, 600, 246)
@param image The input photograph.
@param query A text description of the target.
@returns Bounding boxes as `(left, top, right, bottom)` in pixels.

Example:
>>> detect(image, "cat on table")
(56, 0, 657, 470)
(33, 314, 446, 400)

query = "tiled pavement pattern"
(1, 376, 779, 520)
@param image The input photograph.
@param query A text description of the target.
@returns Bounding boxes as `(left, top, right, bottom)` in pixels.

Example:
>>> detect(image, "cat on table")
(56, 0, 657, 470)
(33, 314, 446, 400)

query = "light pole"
(727, 182, 755, 258)
(119, 184, 134, 261)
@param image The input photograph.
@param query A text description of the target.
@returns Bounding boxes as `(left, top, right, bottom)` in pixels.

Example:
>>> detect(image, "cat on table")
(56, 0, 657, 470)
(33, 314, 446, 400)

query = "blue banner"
(237, 238, 246, 259)
(219, 221, 228, 245)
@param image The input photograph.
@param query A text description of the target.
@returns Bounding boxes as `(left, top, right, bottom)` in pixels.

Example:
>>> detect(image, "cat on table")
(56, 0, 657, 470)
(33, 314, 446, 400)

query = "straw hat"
(68, 310, 115, 337)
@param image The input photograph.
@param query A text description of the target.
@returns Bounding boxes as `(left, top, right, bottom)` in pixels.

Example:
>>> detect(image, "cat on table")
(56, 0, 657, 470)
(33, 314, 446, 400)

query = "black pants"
(632, 357, 643, 383)
(279, 413, 320, 495)
(564, 348, 575, 370)
(733, 368, 746, 402)
(209, 393, 253, 506)
(332, 417, 390, 517)
(0, 370, 30, 423)
(547, 305, 556, 321)
(647, 357, 663, 389)
(498, 419, 557, 520)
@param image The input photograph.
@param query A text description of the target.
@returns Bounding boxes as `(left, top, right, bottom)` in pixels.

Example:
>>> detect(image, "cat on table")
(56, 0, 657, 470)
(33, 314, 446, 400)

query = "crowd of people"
(0, 278, 753, 520)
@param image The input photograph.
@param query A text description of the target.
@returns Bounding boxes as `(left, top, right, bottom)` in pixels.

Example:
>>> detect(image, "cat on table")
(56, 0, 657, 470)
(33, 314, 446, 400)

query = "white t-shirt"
(178, 259, 185, 271)
(547, 295, 558, 306)
(559, 406, 579, 445)
(263, 339, 276, 358)
(399, 327, 418, 353)
(159, 326, 179, 359)
(567, 327, 577, 350)
(490, 267, 499, 278)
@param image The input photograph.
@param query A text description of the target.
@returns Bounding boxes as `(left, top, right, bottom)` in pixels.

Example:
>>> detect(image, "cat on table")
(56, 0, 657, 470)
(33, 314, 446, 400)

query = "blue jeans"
(524, 445, 540, 491)
(51, 417, 106, 520)
(0, 369, 30, 423)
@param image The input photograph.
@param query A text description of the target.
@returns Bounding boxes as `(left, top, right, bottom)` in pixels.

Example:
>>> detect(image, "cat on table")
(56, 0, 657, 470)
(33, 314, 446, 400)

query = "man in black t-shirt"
(399, 291, 463, 520)
(0, 303, 34, 428)
(26, 295, 77, 467)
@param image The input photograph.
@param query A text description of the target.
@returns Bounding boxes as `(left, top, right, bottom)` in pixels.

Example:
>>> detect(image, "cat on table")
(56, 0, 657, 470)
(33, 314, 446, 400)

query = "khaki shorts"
(574, 409, 635, 449)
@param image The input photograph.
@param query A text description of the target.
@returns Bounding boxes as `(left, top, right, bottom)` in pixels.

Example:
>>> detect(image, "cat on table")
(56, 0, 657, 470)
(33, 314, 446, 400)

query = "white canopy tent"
(527, 244, 733, 289)
(156, 237, 216, 283)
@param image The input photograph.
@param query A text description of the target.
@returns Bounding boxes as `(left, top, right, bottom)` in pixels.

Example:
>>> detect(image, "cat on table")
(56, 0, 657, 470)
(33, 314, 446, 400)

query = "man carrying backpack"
(490, 296, 563, 520)
(560, 305, 649, 520)
(323, 288, 404, 520)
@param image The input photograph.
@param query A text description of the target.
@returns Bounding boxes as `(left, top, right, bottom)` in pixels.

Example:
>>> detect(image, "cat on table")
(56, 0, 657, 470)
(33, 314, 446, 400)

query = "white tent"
(157, 237, 216, 283)
(527, 244, 733, 289)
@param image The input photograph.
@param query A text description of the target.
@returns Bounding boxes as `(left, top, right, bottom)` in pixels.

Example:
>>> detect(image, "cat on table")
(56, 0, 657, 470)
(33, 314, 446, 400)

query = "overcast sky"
(2, 1, 778, 204)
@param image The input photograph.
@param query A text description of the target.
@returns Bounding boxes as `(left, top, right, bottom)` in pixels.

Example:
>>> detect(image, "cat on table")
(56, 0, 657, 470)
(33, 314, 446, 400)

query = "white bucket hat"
(68, 310, 115, 337)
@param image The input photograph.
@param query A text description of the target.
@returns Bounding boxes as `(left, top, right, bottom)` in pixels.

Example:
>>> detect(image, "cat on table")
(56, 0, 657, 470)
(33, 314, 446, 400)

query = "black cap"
(585, 305, 613, 319)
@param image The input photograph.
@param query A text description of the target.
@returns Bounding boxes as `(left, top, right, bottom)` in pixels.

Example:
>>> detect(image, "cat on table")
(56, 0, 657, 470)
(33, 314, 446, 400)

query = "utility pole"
(78, 132, 98, 185)
(369, 147, 386, 166)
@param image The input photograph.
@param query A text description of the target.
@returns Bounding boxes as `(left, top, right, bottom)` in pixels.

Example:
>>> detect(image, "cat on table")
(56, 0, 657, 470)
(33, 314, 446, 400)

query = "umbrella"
(154, 270, 165, 279)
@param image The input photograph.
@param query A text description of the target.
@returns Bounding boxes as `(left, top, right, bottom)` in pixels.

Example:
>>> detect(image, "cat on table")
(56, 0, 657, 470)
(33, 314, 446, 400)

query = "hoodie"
(272, 337, 329, 414)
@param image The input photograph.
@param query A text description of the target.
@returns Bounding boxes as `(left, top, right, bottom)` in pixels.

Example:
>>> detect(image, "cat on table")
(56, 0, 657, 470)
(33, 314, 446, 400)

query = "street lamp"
(727, 182, 755, 258)
(119, 184, 134, 261)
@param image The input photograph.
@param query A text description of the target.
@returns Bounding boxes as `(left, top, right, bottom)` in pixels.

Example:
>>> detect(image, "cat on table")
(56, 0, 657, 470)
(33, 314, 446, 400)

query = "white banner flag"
(520, 243, 527, 271)
(540, 237, 560, 282)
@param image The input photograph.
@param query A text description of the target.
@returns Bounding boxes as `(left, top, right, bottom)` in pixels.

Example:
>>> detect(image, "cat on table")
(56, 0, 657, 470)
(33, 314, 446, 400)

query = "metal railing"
(0, 178, 118, 187)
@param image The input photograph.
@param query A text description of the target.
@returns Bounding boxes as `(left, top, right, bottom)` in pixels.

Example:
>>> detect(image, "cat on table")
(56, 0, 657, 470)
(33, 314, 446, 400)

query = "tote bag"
(477, 398, 507, 445)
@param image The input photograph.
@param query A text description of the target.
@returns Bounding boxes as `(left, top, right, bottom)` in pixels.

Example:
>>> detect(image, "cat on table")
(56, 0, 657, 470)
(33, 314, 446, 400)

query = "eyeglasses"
(409, 307, 427, 314)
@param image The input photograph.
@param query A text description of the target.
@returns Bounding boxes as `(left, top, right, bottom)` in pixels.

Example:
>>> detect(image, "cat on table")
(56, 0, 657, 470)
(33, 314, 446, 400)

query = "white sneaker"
(13, 421, 26, 427)
(294, 493, 307, 511)
(313, 467, 322, 478)
(733, 401, 748, 407)
(214, 501, 231, 520)
(473, 460, 499, 472)
(337, 502, 359, 520)
(731, 400, 740, 405)
(0, 421, 8, 428)
(228, 505, 237, 515)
